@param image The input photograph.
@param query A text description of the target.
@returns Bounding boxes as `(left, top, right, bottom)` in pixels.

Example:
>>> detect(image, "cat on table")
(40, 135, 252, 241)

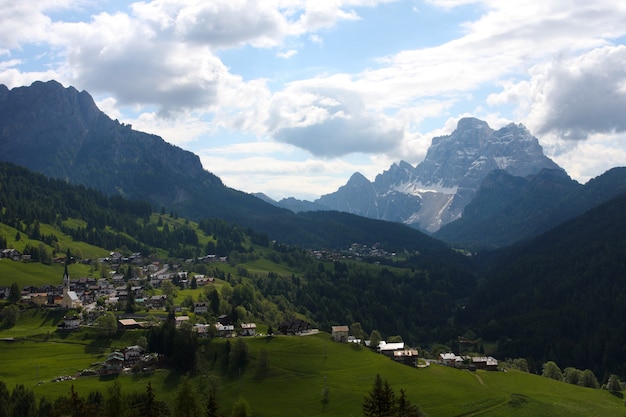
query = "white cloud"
(277, 49, 298, 59)
(198, 151, 367, 199)
(266, 83, 403, 156)
(543, 132, 626, 183)
(2, 0, 626, 198)
(0, 1, 56, 48)
(491, 45, 626, 140)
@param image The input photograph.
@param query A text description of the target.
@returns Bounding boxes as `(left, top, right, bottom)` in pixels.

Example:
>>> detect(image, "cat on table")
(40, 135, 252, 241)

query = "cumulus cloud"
(266, 84, 403, 157)
(132, 0, 288, 48)
(491, 46, 626, 140)
(534, 46, 626, 139)
(0, 1, 60, 49)
(53, 12, 221, 115)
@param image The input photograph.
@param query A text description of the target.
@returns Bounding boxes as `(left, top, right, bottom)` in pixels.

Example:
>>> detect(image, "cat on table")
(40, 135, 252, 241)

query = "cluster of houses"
(309, 243, 398, 262)
(330, 326, 498, 371)
(0, 249, 219, 312)
(439, 352, 499, 371)
(99, 345, 161, 375)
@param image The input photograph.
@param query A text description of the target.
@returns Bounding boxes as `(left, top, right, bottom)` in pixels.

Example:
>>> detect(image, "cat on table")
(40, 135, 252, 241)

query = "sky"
(1, 0, 626, 201)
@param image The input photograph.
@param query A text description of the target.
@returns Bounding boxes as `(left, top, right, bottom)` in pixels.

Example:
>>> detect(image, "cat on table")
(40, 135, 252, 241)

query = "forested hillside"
(4, 160, 626, 379)
(435, 167, 626, 249)
(465, 192, 626, 377)
(0, 161, 475, 345)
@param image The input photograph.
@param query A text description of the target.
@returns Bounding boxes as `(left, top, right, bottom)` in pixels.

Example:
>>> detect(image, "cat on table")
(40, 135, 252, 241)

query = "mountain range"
(2, 80, 626, 253)
(273, 118, 563, 233)
(3, 80, 626, 376)
(0, 80, 452, 256)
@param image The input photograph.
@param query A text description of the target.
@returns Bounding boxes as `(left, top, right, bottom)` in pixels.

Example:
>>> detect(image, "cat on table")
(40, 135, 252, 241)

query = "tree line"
(0, 377, 253, 417)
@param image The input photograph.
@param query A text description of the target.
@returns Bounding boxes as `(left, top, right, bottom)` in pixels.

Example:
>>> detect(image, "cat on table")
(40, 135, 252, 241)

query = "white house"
(240, 323, 257, 336)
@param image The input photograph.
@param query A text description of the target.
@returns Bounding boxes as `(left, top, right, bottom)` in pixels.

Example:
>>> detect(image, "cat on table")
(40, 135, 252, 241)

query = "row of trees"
(540, 360, 623, 390)
(0, 378, 253, 417)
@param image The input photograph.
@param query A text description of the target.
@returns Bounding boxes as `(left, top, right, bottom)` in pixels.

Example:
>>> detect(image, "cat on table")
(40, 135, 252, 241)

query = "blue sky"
(1, 0, 626, 200)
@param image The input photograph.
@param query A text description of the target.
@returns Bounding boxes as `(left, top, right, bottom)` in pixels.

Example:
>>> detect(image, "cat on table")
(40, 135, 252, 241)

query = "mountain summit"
(316, 117, 563, 232)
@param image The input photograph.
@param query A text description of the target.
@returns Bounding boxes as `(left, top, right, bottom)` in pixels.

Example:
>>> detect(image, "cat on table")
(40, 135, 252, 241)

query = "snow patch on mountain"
(313, 117, 564, 232)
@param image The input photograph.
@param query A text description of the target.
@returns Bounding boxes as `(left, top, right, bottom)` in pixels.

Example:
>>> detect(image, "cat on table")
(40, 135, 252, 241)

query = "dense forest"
(0, 161, 475, 346)
(465, 192, 626, 379)
(3, 160, 626, 379)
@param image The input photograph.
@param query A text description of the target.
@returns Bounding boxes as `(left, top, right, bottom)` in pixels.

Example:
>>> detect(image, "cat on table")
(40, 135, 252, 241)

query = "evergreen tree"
(174, 377, 201, 417)
(0, 381, 10, 417)
(209, 289, 220, 315)
(9, 384, 36, 417)
(104, 381, 126, 417)
(230, 338, 249, 373)
(396, 389, 427, 417)
(205, 389, 219, 417)
(8, 282, 20, 304)
(125, 284, 136, 314)
(363, 374, 395, 417)
(37, 397, 53, 417)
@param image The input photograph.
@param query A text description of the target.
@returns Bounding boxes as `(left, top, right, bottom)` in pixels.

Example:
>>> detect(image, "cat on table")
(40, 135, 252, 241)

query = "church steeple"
(63, 249, 70, 292)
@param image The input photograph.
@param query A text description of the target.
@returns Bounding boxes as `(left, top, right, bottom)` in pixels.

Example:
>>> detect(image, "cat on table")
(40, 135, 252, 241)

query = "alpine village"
(1, 81, 626, 417)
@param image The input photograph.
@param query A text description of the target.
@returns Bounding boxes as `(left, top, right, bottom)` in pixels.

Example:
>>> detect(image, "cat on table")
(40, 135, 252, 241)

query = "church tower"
(63, 250, 70, 294)
(61, 249, 81, 309)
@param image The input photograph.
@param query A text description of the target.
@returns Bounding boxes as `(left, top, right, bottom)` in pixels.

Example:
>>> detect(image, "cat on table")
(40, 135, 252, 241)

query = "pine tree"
(363, 374, 395, 417)
(205, 389, 219, 417)
(8, 282, 20, 304)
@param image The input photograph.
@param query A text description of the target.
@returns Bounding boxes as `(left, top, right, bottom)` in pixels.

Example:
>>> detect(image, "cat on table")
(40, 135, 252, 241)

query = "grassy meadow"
(1, 217, 625, 416)
(1, 309, 625, 417)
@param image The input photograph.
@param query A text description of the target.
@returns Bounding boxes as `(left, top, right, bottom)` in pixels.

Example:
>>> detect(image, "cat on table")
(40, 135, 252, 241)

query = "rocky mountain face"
(0, 80, 291, 226)
(315, 118, 564, 232)
(433, 166, 626, 248)
(0, 80, 452, 252)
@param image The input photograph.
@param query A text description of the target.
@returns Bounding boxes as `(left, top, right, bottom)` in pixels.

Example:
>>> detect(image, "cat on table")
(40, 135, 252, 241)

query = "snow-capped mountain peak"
(315, 117, 563, 232)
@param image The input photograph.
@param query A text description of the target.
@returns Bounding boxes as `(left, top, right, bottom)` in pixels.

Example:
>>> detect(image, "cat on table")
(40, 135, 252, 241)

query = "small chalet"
(392, 349, 419, 366)
(215, 323, 236, 338)
(123, 345, 144, 366)
(470, 356, 499, 371)
(118, 318, 143, 330)
(278, 318, 312, 335)
(378, 341, 405, 357)
(194, 323, 213, 338)
(101, 351, 125, 375)
(30, 293, 49, 306)
(57, 315, 81, 331)
(440, 352, 463, 367)
(194, 302, 208, 314)
(149, 295, 167, 309)
(175, 316, 190, 327)
(194, 276, 215, 286)
(240, 322, 257, 336)
(331, 325, 350, 343)
(1, 249, 20, 261)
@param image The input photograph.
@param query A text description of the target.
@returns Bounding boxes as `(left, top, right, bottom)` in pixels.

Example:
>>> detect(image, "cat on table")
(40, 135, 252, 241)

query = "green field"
(1, 309, 624, 417)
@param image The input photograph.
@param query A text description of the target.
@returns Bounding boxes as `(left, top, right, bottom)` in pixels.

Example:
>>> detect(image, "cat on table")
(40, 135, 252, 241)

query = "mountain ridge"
(278, 117, 564, 233)
(0, 80, 455, 254)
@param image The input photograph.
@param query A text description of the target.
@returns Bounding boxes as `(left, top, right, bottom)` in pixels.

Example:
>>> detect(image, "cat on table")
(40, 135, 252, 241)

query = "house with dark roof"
(278, 318, 312, 335)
